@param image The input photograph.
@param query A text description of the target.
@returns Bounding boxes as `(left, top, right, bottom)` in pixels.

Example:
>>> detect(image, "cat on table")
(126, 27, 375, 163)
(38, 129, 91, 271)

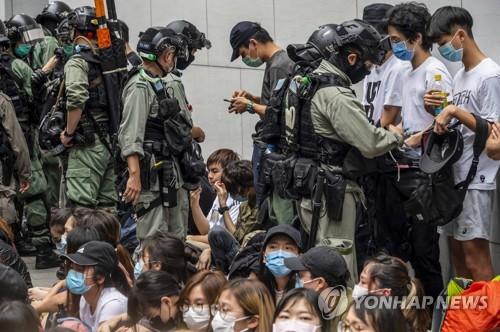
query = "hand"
(424, 89, 448, 108)
(229, 96, 250, 114)
(232, 89, 253, 100)
(196, 248, 212, 271)
(60, 130, 74, 147)
(214, 181, 228, 207)
(387, 124, 403, 135)
(486, 122, 500, 160)
(434, 105, 456, 135)
(123, 173, 141, 205)
(98, 313, 130, 332)
(189, 186, 202, 207)
(404, 133, 422, 148)
(42, 55, 59, 74)
(19, 178, 30, 193)
(192, 126, 205, 143)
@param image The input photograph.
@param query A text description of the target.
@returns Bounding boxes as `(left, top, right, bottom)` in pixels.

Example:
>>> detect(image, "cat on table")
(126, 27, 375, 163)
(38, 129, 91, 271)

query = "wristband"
(218, 206, 230, 214)
(246, 100, 255, 114)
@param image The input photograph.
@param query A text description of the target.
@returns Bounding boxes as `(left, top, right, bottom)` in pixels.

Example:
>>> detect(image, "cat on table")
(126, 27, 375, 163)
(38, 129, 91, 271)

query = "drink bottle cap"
(434, 74, 442, 81)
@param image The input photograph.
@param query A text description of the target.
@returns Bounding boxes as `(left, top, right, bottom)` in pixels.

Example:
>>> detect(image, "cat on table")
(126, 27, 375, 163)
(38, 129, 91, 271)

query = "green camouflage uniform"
(295, 60, 403, 281)
(9, 58, 51, 248)
(63, 54, 117, 208)
(118, 69, 189, 241)
(0, 93, 31, 225)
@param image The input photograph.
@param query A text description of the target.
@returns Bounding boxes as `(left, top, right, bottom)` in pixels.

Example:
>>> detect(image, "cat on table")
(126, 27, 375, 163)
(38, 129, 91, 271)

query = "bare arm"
(380, 105, 401, 128)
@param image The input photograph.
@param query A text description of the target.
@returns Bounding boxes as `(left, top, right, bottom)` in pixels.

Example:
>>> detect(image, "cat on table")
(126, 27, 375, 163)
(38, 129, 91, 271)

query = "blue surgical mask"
(55, 234, 67, 252)
(233, 194, 247, 202)
(15, 43, 32, 58)
(295, 275, 304, 288)
(438, 33, 463, 62)
(391, 40, 414, 61)
(134, 259, 144, 279)
(265, 250, 297, 277)
(66, 270, 93, 295)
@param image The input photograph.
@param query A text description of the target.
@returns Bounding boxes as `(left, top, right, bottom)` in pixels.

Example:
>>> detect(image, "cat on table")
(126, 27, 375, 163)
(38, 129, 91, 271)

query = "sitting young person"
(133, 231, 188, 284)
(197, 160, 260, 274)
(178, 270, 227, 331)
(257, 225, 301, 304)
(0, 218, 33, 287)
(49, 208, 74, 253)
(188, 148, 240, 247)
(62, 241, 130, 332)
(274, 288, 331, 332)
(354, 253, 429, 332)
(284, 245, 352, 330)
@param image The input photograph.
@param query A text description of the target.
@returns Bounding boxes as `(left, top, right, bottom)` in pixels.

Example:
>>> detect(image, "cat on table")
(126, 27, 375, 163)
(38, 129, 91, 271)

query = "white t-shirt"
(401, 56, 453, 132)
(362, 55, 411, 124)
(452, 58, 500, 190)
(207, 195, 240, 230)
(79, 287, 128, 332)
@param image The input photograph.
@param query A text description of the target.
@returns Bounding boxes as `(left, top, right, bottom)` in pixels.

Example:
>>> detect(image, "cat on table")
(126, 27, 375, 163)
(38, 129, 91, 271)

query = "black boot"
(12, 223, 37, 256)
(35, 245, 61, 269)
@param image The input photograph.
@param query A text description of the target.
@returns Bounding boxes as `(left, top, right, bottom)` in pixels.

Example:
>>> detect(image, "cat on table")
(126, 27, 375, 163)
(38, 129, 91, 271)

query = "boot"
(11, 223, 37, 256)
(35, 245, 61, 269)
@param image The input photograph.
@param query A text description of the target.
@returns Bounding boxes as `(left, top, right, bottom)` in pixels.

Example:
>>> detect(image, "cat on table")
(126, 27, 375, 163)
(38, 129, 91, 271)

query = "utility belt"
(259, 153, 347, 220)
(142, 141, 178, 208)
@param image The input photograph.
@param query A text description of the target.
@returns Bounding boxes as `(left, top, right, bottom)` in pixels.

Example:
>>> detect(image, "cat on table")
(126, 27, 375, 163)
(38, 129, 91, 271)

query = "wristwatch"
(218, 206, 230, 214)
(246, 100, 255, 114)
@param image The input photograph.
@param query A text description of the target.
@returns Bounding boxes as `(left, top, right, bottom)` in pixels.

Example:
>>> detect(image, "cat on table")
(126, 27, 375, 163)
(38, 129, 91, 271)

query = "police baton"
(307, 168, 326, 250)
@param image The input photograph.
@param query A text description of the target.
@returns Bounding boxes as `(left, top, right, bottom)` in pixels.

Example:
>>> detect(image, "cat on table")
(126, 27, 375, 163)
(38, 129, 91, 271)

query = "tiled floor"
(24, 256, 59, 288)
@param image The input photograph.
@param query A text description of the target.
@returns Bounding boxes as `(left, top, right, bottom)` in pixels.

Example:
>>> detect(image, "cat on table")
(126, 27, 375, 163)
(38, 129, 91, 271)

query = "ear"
(247, 315, 259, 329)
(160, 296, 171, 306)
(317, 277, 327, 291)
(152, 262, 162, 271)
(382, 288, 392, 296)
(96, 274, 106, 286)
(347, 53, 358, 66)
(414, 32, 423, 45)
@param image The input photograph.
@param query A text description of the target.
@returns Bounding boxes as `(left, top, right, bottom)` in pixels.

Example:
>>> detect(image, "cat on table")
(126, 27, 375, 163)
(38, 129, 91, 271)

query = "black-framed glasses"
(181, 303, 209, 314)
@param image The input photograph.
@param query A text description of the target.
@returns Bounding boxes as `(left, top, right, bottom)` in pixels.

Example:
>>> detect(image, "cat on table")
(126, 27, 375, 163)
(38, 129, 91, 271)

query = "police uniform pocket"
(65, 167, 94, 205)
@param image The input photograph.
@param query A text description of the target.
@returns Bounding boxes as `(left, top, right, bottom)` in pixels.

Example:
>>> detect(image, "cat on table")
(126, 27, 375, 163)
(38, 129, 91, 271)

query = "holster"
(159, 159, 177, 208)
(323, 171, 347, 221)
(158, 98, 192, 156)
(290, 158, 318, 199)
(140, 151, 153, 191)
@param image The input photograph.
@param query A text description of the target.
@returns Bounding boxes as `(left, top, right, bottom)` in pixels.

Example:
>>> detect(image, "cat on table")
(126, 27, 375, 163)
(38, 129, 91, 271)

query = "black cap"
(0, 263, 28, 303)
(229, 21, 260, 62)
(362, 3, 393, 25)
(420, 128, 463, 174)
(284, 246, 349, 286)
(263, 224, 301, 250)
(62, 241, 117, 273)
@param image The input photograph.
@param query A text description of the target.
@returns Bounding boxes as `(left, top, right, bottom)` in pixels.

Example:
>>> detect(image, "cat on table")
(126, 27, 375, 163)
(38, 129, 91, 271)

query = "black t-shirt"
(254, 49, 295, 143)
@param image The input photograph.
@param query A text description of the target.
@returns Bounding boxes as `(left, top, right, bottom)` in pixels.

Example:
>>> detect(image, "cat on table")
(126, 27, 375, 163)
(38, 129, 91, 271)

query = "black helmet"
(335, 19, 386, 65)
(36, 1, 72, 25)
(306, 24, 342, 60)
(420, 129, 463, 174)
(55, 17, 71, 42)
(166, 20, 211, 50)
(137, 26, 188, 62)
(67, 6, 98, 33)
(6, 14, 45, 44)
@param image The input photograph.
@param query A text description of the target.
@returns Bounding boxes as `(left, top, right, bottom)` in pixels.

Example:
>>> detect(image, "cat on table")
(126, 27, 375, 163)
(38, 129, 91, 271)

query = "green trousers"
(65, 138, 117, 208)
(269, 191, 296, 225)
(297, 182, 364, 283)
(42, 154, 61, 208)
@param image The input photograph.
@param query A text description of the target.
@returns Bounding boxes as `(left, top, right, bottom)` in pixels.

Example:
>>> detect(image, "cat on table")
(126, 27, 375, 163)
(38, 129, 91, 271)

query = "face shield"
(19, 24, 45, 44)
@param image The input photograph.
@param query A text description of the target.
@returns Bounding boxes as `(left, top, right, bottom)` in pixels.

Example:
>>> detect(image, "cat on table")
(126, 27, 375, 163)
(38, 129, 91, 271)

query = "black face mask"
(345, 59, 370, 84)
(176, 53, 195, 70)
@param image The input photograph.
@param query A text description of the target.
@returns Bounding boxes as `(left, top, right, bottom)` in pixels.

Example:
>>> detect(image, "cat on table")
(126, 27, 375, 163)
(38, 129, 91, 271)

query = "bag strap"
(455, 114, 489, 191)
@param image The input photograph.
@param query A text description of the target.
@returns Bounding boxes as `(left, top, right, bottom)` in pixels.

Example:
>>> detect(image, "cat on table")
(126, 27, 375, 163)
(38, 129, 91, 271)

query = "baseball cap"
(362, 3, 393, 24)
(284, 246, 349, 286)
(229, 21, 260, 61)
(61, 240, 117, 273)
(420, 129, 463, 174)
(263, 224, 302, 250)
(0, 263, 28, 303)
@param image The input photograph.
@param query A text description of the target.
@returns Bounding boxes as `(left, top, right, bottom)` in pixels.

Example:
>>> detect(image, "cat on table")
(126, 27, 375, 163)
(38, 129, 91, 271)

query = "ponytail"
(401, 279, 430, 332)
(116, 243, 134, 281)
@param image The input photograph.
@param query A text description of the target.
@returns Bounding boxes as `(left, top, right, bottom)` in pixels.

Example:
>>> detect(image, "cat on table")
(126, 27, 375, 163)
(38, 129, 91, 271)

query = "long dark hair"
(128, 270, 181, 325)
(365, 254, 429, 332)
(352, 296, 410, 332)
(143, 231, 188, 283)
(0, 301, 41, 332)
(274, 288, 331, 332)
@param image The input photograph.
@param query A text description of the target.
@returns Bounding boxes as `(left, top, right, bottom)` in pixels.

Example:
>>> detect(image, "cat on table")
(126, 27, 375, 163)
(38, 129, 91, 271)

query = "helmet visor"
(20, 25, 45, 44)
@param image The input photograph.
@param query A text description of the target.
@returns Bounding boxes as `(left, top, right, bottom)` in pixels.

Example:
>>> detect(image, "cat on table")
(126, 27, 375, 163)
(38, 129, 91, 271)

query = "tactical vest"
(0, 53, 30, 125)
(281, 71, 352, 167)
(76, 50, 109, 118)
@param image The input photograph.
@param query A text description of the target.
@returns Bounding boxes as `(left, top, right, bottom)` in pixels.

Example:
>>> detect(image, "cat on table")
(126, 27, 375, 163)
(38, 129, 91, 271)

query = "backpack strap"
(455, 114, 489, 191)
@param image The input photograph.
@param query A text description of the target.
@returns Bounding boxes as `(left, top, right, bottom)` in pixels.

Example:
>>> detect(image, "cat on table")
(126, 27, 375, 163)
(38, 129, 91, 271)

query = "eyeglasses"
(338, 321, 366, 332)
(181, 303, 209, 314)
(210, 304, 247, 322)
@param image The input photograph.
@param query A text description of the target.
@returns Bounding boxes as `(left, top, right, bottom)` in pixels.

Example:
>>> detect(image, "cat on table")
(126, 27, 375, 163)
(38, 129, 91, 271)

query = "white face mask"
(273, 319, 319, 332)
(183, 306, 210, 331)
(352, 284, 370, 300)
(210, 311, 249, 332)
(55, 234, 67, 252)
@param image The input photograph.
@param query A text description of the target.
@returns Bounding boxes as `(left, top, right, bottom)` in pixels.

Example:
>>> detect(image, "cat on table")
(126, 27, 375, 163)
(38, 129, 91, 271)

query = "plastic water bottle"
(431, 74, 448, 115)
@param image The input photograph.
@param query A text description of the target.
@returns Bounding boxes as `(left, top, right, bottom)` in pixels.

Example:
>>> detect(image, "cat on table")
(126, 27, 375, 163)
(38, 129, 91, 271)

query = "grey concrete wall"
(4, 0, 500, 274)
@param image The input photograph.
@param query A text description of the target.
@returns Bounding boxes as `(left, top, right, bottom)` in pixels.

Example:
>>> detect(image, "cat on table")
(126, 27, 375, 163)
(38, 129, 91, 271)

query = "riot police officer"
(59, 6, 117, 209)
(6, 14, 59, 70)
(36, 1, 72, 37)
(268, 21, 403, 280)
(118, 27, 191, 244)
(1, 19, 57, 267)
